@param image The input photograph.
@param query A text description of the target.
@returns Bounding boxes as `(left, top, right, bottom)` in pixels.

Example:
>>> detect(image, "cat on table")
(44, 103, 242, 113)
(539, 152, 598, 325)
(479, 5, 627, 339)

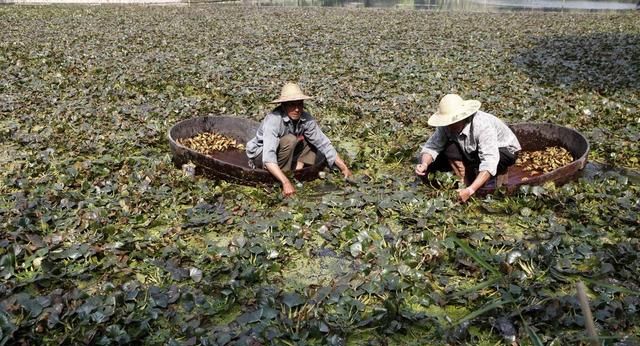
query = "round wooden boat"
(476, 122, 589, 195)
(168, 116, 327, 185)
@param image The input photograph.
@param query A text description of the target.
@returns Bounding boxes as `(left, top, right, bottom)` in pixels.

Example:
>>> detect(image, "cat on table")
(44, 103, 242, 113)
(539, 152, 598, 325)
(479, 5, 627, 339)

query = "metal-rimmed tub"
(170, 118, 589, 193)
(168, 116, 327, 185)
(477, 122, 590, 194)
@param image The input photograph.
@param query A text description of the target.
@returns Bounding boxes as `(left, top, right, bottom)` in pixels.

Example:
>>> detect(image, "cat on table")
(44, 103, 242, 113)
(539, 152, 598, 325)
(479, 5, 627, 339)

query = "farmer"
(246, 82, 352, 197)
(415, 94, 521, 202)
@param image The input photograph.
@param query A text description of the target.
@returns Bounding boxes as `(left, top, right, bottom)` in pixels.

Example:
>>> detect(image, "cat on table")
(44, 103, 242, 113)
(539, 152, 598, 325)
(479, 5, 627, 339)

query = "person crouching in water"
(246, 82, 352, 197)
(415, 94, 521, 202)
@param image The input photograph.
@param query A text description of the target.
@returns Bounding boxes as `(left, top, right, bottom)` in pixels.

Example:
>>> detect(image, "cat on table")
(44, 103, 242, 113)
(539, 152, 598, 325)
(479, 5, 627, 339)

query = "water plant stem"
(576, 281, 599, 346)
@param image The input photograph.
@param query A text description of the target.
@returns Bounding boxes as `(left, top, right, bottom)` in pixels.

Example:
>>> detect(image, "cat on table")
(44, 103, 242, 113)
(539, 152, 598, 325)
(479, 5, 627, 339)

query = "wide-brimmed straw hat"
(270, 83, 313, 104)
(428, 94, 481, 127)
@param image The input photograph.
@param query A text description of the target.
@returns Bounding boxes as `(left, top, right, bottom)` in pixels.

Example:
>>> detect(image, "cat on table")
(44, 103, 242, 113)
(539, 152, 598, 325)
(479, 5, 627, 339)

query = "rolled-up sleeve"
(420, 127, 447, 161)
(261, 116, 282, 165)
(304, 120, 337, 167)
(476, 125, 500, 176)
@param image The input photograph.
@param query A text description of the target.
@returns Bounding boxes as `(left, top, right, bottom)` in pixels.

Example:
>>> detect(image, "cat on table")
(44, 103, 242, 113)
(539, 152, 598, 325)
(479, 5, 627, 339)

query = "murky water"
(246, 0, 638, 11)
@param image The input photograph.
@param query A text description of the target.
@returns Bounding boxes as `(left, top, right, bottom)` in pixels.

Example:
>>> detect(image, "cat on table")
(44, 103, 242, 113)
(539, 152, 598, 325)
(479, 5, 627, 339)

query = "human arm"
(333, 154, 352, 178)
(259, 115, 296, 197)
(302, 118, 338, 167)
(415, 152, 434, 176)
(476, 124, 500, 176)
(264, 162, 296, 197)
(458, 170, 491, 202)
(416, 127, 446, 175)
(260, 115, 284, 168)
(301, 115, 352, 178)
(458, 124, 500, 202)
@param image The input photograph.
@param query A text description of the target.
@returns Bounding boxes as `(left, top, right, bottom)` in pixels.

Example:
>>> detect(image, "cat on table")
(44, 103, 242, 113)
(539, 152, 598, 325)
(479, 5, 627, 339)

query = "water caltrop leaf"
(0, 309, 18, 342)
(236, 308, 263, 324)
(281, 293, 304, 308)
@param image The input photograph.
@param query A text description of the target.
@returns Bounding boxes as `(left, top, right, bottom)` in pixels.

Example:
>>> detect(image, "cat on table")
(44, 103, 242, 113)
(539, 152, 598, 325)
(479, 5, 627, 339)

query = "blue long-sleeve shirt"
(420, 111, 521, 176)
(246, 107, 337, 167)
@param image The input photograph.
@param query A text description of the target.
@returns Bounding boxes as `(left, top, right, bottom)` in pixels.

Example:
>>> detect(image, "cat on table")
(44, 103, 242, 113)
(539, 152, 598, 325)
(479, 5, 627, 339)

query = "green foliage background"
(1, 5, 639, 345)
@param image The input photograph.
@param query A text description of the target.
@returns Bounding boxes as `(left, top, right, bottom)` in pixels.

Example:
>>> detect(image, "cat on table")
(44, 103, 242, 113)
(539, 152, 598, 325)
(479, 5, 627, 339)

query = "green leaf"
(281, 293, 304, 308)
(454, 298, 511, 326)
(451, 237, 499, 275)
(0, 309, 18, 346)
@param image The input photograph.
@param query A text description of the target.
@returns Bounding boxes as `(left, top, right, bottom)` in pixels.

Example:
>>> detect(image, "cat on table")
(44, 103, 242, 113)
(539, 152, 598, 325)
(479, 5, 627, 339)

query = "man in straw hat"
(415, 94, 521, 202)
(246, 82, 352, 197)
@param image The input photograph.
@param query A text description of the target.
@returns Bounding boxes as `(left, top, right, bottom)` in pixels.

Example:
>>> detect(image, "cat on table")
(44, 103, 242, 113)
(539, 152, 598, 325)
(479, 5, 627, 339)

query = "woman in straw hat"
(415, 94, 521, 202)
(246, 82, 352, 197)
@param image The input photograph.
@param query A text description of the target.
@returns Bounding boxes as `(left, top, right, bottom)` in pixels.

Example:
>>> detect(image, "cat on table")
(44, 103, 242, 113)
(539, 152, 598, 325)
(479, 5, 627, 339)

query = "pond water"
(247, 0, 639, 12)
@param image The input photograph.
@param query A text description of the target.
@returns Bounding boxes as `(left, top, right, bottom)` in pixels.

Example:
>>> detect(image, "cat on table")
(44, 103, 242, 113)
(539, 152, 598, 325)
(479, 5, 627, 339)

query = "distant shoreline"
(1, 0, 635, 7)
(1, 0, 182, 3)
(1, 0, 238, 4)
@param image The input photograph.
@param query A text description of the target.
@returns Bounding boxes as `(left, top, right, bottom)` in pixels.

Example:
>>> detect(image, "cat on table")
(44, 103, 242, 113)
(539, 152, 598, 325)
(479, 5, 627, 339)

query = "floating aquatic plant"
(0, 5, 638, 346)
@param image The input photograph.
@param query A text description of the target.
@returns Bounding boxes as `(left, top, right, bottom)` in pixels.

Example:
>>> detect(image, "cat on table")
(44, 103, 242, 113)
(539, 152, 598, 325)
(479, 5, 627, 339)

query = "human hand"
(457, 187, 475, 203)
(415, 163, 429, 176)
(282, 180, 296, 197)
(342, 167, 353, 179)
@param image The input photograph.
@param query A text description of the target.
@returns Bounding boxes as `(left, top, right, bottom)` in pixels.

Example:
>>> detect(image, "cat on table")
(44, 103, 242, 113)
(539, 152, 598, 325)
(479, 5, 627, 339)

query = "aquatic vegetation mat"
(1, 5, 639, 345)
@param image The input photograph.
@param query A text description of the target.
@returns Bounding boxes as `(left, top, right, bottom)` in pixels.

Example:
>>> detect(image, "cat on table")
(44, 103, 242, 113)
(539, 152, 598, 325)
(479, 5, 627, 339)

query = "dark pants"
(251, 134, 317, 172)
(425, 143, 517, 182)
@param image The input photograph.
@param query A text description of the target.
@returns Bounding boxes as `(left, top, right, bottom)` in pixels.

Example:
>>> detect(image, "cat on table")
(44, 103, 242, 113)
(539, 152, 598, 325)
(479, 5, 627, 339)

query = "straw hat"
(428, 94, 481, 127)
(270, 83, 313, 104)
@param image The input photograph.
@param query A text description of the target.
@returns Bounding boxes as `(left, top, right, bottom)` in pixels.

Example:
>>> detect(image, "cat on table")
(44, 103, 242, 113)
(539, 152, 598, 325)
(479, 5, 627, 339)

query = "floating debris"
(177, 132, 245, 156)
(182, 162, 196, 177)
(517, 146, 573, 175)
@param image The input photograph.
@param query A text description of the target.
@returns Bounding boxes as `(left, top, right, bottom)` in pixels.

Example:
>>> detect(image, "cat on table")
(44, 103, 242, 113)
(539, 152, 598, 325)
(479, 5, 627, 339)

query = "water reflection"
(246, 0, 638, 11)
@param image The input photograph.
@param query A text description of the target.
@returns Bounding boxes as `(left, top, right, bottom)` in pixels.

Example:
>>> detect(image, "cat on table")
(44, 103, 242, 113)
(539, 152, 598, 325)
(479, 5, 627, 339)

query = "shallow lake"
(246, 0, 639, 11)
